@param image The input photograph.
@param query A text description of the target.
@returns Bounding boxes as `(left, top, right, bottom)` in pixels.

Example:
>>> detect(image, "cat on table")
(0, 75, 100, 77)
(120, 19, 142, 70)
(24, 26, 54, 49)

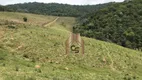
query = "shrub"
(23, 54, 29, 58)
(2, 63, 6, 66)
(23, 17, 27, 22)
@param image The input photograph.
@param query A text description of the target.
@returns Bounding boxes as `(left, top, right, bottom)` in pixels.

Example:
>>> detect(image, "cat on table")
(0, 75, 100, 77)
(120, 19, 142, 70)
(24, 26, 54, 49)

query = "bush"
(23, 54, 29, 58)
(23, 17, 27, 22)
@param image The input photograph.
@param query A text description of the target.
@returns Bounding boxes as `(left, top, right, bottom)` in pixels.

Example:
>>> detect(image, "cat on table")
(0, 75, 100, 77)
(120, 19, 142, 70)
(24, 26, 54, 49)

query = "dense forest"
(73, 0, 142, 49)
(4, 2, 111, 17)
(0, 5, 5, 11)
(0, 5, 11, 11)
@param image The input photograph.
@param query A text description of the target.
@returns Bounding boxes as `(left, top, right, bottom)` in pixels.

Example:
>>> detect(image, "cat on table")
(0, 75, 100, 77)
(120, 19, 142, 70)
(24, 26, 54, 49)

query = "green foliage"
(74, 0, 142, 49)
(0, 5, 13, 11)
(0, 5, 4, 11)
(5, 2, 111, 17)
(23, 17, 27, 22)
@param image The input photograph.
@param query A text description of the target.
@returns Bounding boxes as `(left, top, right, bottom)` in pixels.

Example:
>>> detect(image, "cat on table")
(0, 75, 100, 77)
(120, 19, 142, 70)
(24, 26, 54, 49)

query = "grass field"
(0, 12, 142, 80)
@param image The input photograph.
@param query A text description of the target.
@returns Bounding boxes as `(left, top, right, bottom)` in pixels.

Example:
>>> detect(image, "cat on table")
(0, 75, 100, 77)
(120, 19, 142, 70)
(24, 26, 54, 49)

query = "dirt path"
(104, 45, 121, 73)
(43, 17, 59, 27)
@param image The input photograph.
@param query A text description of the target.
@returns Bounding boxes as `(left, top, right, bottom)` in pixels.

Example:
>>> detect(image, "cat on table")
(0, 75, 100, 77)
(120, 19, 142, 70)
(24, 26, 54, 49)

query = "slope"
(0, 12, 142, 80)
(73, 0, 142, 49)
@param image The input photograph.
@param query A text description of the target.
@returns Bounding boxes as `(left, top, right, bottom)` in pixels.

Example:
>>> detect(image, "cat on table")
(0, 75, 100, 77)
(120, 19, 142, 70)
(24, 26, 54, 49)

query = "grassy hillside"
(0, 12, 142, 80)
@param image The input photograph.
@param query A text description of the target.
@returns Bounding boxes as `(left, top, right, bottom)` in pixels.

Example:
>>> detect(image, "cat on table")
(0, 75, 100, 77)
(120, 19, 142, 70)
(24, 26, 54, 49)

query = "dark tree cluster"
(0, 5, 5, 11)
(0, 5, 10, 11)
(0, 5, 16, 12)
(73, 0, 142, 49)
(5, 2, 111, 17)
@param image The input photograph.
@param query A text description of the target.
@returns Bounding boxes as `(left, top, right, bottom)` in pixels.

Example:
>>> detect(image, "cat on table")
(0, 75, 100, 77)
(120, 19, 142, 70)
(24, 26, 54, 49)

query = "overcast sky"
(0, 0, 124, 5)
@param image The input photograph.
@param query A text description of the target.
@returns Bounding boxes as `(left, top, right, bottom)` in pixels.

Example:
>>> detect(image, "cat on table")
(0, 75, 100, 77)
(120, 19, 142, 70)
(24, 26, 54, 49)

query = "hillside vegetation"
(0, 5, 10, 11)
(0, 12, 142, 80)
(1, 2, 112, 17)
(73, 0, 142, 49)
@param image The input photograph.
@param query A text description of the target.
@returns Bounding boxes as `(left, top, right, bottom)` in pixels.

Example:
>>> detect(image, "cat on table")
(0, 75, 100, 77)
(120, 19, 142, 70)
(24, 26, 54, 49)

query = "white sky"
(0, 0, 124, 5)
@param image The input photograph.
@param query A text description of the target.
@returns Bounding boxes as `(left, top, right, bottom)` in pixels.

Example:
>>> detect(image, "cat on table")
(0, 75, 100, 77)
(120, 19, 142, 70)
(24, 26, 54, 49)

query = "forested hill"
(0, 5, 11, 11)
(73, 0, 142, 49)
(0, 5, 5, 11)
(4, 2, 111, 17)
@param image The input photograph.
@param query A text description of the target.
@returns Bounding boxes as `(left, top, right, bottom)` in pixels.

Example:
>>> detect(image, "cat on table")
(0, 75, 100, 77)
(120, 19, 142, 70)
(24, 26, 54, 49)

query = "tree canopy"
(73, 0, 142, 49)
(5, 2, 111, 17)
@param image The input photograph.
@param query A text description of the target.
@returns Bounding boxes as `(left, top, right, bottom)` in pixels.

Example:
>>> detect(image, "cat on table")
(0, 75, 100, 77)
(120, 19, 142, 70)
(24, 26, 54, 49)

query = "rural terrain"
(0, 12, 142, 80)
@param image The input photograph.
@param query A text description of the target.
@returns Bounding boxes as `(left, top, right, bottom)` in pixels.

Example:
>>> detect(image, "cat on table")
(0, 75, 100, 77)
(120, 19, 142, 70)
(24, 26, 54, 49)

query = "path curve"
(43, 17, 59, 27)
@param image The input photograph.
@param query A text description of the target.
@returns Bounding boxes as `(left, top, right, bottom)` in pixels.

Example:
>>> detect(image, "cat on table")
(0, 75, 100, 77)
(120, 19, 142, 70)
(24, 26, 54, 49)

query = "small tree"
(23, 17, 27, 22)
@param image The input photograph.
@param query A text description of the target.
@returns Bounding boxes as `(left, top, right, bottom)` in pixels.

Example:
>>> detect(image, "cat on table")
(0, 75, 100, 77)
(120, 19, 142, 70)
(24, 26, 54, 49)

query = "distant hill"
(5, 2, 112, 17)
(73, 0, 142, 49)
